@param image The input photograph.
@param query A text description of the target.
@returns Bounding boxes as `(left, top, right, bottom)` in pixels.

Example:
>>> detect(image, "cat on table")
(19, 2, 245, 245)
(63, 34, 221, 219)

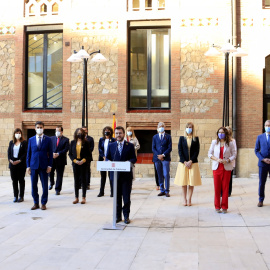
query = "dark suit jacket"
(152, 133, 172, 162)
(85, 135, 94, 161)
(98, 137, 116, 161)
(51, 135, 69, 166)
(106, 141, 137, 181)
(69, 140, 91, 164)
(178, 136, 200, 163)
(7, 140, 27, 169)
(27, 135, 53, 170)
(255, 133, 270, 167)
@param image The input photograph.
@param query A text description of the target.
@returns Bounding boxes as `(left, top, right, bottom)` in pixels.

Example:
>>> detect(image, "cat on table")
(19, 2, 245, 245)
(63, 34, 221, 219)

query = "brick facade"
(0, 0, 266, 178)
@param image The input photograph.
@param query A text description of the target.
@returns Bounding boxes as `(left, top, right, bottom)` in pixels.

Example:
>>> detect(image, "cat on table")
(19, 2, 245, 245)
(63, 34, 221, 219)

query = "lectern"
(97, 161, 131, 230)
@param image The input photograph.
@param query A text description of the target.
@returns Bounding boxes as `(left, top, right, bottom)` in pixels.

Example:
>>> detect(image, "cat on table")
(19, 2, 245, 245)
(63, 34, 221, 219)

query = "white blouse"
(13, 144, 20, 158)
(104, 139, 109, 156)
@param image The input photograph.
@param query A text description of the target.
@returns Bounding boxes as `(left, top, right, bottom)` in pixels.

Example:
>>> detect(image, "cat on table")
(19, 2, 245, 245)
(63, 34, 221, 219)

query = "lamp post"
(205, 40, 247, 127)
(67, 46, 107, 128)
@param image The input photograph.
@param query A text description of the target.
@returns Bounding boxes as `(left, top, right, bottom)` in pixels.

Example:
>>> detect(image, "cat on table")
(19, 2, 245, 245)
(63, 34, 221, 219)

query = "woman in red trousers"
(208, 127, 236, 213)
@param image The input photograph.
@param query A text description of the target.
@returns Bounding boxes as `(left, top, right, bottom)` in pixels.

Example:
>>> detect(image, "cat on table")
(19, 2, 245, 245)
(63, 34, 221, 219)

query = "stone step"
(249, 173, 259, 179)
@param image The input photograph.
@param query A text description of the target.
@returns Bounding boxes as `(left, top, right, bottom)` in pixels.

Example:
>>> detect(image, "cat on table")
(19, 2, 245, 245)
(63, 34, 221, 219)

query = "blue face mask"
(265, 127, 270, 133)
(158, 127, 164, 133)
(186, 128, 192, 134)
(218, 133, 226, 140)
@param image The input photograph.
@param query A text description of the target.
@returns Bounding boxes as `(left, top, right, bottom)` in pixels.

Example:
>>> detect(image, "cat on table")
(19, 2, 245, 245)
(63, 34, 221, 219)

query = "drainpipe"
(232, 0, 237, 176)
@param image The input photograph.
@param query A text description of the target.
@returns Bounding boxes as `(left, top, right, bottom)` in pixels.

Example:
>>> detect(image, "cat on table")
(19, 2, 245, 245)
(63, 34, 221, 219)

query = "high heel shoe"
(73, 198, 79, 204)
(13, 197, 18, 203)
(81, 197, 86, 204)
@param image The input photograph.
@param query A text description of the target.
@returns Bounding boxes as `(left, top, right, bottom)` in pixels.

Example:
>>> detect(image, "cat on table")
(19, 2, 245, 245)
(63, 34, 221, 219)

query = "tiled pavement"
(0, 176, 270, 270)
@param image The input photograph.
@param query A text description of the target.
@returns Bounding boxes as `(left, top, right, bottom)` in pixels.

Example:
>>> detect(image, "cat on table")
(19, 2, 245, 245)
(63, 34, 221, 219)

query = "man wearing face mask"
(255, 120, 270, 207)
(26, 121, 53, 210)
(152, 122, 172, 197)
(82, 126, 94, 190)
(49, 126, 69, 195)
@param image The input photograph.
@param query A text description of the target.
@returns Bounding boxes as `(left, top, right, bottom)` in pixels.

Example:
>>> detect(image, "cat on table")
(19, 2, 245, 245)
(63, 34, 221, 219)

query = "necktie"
(161, 134, 163, 141)
(118, 143, 123, 156)
(57, 137, 60, 147)
(37, 136, 41, 150)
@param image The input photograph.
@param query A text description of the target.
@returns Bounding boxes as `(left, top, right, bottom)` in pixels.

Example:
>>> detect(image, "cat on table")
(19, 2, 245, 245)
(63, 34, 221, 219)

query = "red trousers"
(213, 165, 231, 210)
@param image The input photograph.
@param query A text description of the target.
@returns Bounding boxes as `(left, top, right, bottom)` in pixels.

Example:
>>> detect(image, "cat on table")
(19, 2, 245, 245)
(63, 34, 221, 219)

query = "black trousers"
(99, 171, 113, 195)
(72, 162, 87, 198)
(10, 165, 26, 198)
(49, 162, 65, 192)
(86, 161, 91, 186)
(117, 177, 132, 219)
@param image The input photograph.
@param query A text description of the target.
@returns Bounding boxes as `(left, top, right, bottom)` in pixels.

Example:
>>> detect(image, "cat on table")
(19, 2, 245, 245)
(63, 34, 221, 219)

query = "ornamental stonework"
(0, 100, 14, 113)
(71, 36, 118, 95)
(0, 40, 15, 95)
(180, 43, 218, 94)
(71, 100, 117, 113)
(180, 99, 218, 113)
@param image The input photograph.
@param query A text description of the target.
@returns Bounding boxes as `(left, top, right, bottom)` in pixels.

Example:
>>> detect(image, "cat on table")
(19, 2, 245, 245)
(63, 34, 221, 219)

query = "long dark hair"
(73, 128, 86, 143)
(216, 127, 230, 145)
(13, 128, 25, 143)
(102, 126, 113, 139)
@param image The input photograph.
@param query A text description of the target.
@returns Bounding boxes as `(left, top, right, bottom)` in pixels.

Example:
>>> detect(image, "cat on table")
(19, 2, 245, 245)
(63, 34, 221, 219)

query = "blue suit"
(152, 133, 172, 193)
(106, 141, 137, 219)
(27, 135, 53, 205)
(255, 133, 270, 202)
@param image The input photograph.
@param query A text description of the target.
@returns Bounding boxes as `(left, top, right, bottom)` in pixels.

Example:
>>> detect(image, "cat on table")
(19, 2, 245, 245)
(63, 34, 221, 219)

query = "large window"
(129, 26, 171, 109)
(26, 31, 63, 109)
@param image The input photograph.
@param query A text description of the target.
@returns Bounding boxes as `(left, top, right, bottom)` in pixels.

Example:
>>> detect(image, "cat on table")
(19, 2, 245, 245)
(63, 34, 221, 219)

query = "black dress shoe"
(56, 191, 60, 195)
(110, 194, 113, 197)
(116, 218, 122, 223)
(158, 192, 166, 196)
(13, 197, 18, 203)
(166, 193, 170, 197)
(97, 193, 104, 197)
(18, 197, 24, 202)
(49, 185, 53, 190)
(124, 218, 130, 224)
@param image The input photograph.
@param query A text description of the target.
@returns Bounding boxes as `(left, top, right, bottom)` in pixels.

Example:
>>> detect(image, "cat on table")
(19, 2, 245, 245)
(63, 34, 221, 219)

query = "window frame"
(127, 24, 171, 111)
(25, 29, 63, 111)
(263, 0, 270, 8)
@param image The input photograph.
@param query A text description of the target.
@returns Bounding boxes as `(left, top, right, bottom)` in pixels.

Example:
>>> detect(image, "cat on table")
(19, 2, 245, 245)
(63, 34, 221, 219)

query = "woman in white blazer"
(208, 127, 236, 213)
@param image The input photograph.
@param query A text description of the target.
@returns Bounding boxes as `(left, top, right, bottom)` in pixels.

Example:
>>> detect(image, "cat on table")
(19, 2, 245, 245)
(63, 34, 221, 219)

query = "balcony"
(127, 0, 166, 12)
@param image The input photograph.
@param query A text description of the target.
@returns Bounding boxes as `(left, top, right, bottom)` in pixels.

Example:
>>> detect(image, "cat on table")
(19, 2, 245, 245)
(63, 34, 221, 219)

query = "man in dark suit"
(27, 121, 53, 210)
(82, 126, 94, 190)
(255, 120, 270, 207)
(106, 126, 137, 224)
(152, 122, 172, 197)
(49, 126, 69, 195)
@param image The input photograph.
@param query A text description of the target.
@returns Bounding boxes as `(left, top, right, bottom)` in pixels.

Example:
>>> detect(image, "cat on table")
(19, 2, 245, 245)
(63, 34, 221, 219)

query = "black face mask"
(105, 131, 111, 136)
(77, 133, 83, 139)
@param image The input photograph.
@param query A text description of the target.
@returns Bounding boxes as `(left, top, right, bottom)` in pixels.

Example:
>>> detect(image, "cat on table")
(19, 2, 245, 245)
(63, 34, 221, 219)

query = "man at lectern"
(106, 126, 137, 224)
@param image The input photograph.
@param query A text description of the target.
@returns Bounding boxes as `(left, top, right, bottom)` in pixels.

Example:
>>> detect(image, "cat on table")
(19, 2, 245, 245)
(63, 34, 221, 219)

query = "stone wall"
(0, 118, 14, 176)
(71, 36, 118, 95)
(0, 40, 15, 95)
(71, 99, 117, 113)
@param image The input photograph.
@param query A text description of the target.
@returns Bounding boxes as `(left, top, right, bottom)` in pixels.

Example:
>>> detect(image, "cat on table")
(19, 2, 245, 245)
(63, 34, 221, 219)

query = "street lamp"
(205, 40, 247, 127)
(67, 46, 107, 128)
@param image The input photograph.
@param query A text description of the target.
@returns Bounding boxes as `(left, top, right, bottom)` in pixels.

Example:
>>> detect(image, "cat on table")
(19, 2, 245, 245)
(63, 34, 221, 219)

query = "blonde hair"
(184, 122, 196, 137)
(225, 126, 233, 140)
(126, 126, 136, 139)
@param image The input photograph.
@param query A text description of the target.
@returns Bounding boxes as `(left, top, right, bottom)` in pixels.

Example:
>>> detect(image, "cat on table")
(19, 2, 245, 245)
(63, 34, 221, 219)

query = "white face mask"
(36, 128, 43, 135)
(15, 134, 21, 140)
(158, 127, 164, 133)
(55, 131, 61, 137)
(127, 131, 132, 136)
